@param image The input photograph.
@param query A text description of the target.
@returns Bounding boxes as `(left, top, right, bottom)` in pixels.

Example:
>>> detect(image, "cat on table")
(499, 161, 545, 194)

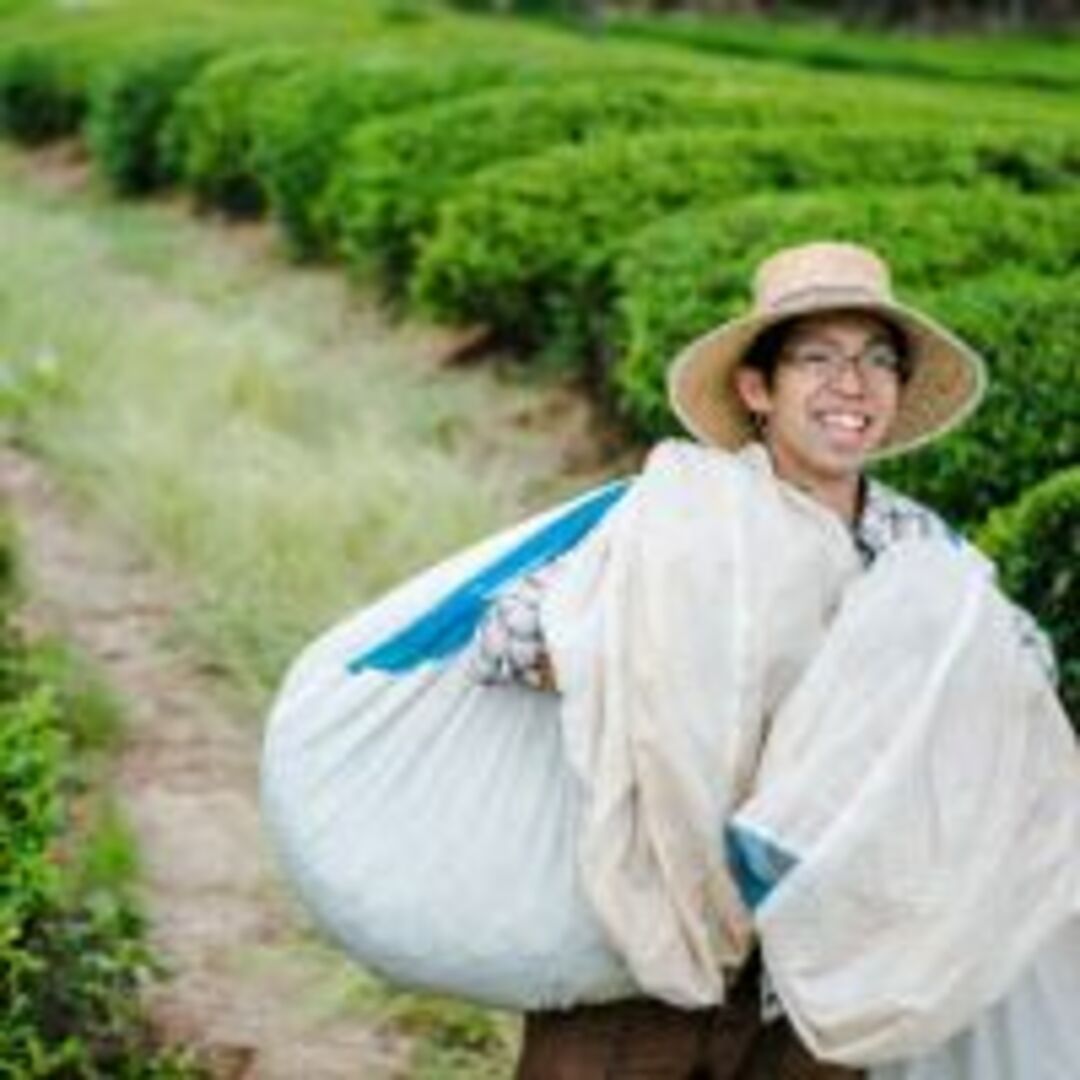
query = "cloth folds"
(262, 437, 1078, 1069)
(543, 440, 862, 1006)
(735, 539, 1079, 1064)
(544, 439, 1078, 1060)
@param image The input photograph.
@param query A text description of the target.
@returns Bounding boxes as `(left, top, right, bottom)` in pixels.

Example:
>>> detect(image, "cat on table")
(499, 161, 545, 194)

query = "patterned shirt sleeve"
(468, 559, 562, 690)
(470, 480, 1059, 689)
(855, 480, 960, 564)
(861, 480, 1059, 686)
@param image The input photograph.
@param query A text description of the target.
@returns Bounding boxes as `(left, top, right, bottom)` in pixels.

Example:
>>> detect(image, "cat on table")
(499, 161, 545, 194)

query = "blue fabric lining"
(346, 480, 630, 675)
(725, 822, 799, 912)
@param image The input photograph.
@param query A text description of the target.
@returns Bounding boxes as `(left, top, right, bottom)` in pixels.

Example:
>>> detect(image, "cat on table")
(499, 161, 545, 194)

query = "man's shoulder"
(866, 478, 950, 524)
(860, 477, 965, 555)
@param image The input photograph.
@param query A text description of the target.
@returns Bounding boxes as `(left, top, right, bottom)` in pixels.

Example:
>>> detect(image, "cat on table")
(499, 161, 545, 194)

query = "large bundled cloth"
(541, 440, 864, 1003)
(876, 923, 1080, 1080)
(261, 439, 1080, 1072)
(730, 533, 1079, 1066)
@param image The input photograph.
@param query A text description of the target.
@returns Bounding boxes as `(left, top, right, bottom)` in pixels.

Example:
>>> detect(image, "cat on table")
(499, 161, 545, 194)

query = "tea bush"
(414, 121, 1080, 365)
(877, 271, 1080, 528)
(609, 15, 1080, 94)
(411, 124, 984, 362)
(979, 467, 1080, 727)
(323, 75, 875, 287)
(87, 38, 221, 193)
(0, 687, 193, 1075)
(0, 40, 91, 142)
(250, 49, 534, 259)
(162, 44, 321, 215)
(0, 0, 400, 146)
(0, 538, 195, 1075)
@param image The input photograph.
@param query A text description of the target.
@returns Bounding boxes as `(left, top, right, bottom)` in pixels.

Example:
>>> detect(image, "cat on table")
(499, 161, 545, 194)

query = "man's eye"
(793, 347, 836, 366)
(865, 345, 901, 371)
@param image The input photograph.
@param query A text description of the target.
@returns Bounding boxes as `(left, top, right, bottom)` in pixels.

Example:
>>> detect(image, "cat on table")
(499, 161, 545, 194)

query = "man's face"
(734, 311, 904, 488)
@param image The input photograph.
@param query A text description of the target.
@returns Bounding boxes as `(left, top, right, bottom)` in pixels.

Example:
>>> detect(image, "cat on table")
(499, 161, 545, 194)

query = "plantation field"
(608, 13, 1080, 92)
(1, 0, 1074, 699)
(0, 146, 547, 1077)
(0, 0, 1076, 1071)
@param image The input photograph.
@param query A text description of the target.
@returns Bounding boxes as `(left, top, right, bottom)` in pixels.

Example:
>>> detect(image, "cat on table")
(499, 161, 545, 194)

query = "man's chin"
(817, 430, 888, 472)
(813, 442, 872, 477)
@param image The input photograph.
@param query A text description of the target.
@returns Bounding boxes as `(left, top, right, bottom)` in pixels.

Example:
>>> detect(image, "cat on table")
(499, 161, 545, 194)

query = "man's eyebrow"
(789, 328, 895, 349)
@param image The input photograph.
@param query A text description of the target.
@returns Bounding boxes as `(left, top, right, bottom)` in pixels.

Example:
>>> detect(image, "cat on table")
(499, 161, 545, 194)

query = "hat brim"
(667, 296, 987, 460)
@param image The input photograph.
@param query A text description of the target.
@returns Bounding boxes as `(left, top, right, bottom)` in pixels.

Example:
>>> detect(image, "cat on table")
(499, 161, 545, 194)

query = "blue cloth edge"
(346, 479, 630, 675)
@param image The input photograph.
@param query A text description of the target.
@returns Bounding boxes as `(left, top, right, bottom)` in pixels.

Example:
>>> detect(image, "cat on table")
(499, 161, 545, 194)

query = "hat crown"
(753, 241, 893, 313)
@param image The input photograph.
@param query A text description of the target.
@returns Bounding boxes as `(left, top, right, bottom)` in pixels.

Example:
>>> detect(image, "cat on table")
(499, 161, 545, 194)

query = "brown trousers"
(515, 961, 862, 1080)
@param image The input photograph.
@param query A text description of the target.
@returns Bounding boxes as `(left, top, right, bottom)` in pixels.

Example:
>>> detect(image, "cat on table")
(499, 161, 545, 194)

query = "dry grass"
(0, 144, 619, 700)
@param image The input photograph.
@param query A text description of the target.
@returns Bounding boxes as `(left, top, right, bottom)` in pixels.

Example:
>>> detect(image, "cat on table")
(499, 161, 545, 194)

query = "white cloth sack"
(263, 437, 1080, 1067)
(261, 441, 859, 1008)
(261, 485, 639, 1009)
(735, 539, 1080, 1066)
(542, 441, 861, 1004)
(873, 918, 1080, 1080)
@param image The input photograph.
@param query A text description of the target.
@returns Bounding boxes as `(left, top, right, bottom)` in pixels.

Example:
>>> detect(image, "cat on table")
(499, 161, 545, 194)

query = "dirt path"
(0, 445, 412, 1079)
(0, 138, 627, 1078)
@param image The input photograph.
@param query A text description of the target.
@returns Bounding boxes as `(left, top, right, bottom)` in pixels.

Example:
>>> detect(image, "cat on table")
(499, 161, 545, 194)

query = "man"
(471, 241, 1059, 1078)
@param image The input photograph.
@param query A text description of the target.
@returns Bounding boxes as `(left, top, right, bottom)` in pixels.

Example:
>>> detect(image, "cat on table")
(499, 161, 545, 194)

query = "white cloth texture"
(731, 533, 1080, 1065)
(471, 476, 1058, 691)
(262, 437, 1079, 1070)
(541, 440, 863, 1006)
(261, 486, 642, 1010)
(874, 919, 1080, 1080)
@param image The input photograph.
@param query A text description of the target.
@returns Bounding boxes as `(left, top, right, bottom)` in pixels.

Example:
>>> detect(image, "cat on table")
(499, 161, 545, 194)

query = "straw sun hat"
(667, 241, 987, 459)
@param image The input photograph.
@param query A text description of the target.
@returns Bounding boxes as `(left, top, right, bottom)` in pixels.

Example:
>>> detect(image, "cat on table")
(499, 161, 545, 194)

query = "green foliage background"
(0, 0, 1075, 1069)
(0, 522, 198, 1077)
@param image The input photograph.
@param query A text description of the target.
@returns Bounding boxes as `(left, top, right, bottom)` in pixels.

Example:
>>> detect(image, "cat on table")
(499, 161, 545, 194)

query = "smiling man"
(469, 241, 1060, 1079)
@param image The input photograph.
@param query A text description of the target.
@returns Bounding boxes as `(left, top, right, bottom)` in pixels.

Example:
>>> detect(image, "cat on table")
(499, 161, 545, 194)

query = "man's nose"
(833, 355, 868, 393)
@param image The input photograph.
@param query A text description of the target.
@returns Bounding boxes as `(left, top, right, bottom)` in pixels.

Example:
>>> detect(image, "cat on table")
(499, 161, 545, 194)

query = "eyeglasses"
(780, 340, 907, 384)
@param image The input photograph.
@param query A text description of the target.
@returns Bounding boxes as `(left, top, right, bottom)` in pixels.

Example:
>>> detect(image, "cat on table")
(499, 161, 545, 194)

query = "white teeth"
(820, 413, 869, 431)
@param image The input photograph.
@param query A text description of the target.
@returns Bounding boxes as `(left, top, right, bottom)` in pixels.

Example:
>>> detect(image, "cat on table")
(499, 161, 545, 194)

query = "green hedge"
(0, 687, 190, 1076)
(87, 38, 221, 194)
(413, 123, 1080, 363)
(0, 0, 396, 148)
(0, 557, 193, 1074)
(161, 43, 321, 216)
(157, 19, 681, 225)
(0, 21, 207, 147)
(979, 467, 1080, 727)
(876, 272, 1080, 528)
(250, 49, 533, 259)
(322, 75, 876, 288)
(0, 40, 91, 143)
(612, 186, 1080, 440)
(1, 681, 68, 1071)
(608, 15, 1080, 94)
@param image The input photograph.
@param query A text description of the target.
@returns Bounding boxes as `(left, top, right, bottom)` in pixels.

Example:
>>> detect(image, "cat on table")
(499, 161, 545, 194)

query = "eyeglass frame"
(739, 311, 914, 389)
(778, 338, 912, 386)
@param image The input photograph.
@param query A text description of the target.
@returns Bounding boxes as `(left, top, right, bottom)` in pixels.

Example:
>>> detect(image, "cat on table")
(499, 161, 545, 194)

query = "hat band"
(764, 283, 886, 311)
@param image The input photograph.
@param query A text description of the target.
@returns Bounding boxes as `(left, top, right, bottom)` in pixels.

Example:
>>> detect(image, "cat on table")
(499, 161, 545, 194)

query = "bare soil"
(0, 139, 638, 1078)
(0, 445, 416, 1078)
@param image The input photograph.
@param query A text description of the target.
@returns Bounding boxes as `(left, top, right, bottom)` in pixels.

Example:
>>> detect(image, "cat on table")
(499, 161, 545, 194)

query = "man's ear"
(732, 366, 772, 417)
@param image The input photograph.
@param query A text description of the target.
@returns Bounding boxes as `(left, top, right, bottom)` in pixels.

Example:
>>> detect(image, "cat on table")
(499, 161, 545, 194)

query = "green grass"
(0, 146, 595, 701)
(248, 938, 520, 1079)
(0, 139, 593, 1073)
(25, 637, 142, 894)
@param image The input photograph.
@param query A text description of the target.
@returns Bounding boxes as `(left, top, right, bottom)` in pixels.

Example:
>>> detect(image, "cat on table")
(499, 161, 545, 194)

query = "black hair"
(741, 310, 913, 386)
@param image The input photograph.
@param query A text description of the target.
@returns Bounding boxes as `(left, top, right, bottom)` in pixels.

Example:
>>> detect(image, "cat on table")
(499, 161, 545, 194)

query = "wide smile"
(815, 410, 877, 449)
